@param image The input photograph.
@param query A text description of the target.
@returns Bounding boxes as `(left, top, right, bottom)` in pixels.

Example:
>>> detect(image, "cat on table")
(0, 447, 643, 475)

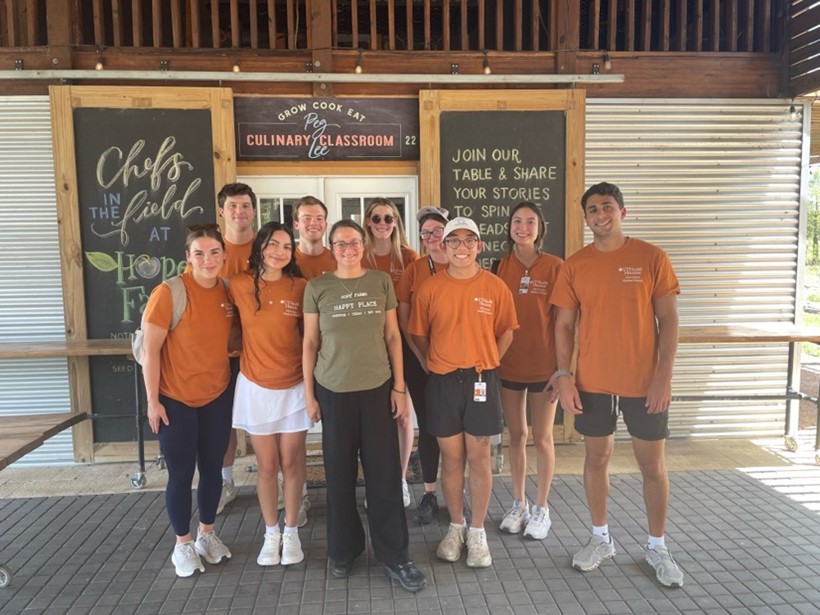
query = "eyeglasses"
(187, 223, 221, 233)
(443, 236, 479, 249)
(420, 227, 444, 240)
(370, 214, 395, 225)
(331, 239, 363, 252)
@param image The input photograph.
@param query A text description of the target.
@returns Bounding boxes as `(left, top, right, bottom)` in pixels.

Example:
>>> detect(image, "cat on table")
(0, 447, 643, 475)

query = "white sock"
(283, 525, 298, 535)
(533, 505, 549, 517)
(592, 525, 609, 540)
(265, 525, 280, 535)
(647, 535, 665, 550)
(222, 466, 234, 484)
(467, 526, 485, 535)
(451, 521, 467, 531)
(302, 483, 308, 497)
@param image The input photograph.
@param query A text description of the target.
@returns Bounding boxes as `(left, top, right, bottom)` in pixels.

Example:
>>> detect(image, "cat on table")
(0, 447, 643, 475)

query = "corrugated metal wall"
(0, 96, 73, 464)
(586, 99, 806, 438)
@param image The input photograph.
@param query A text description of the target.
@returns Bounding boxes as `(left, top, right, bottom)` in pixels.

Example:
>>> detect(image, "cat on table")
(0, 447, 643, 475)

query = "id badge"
(474, 380, 487, 402)
(518, 275, 530, 294)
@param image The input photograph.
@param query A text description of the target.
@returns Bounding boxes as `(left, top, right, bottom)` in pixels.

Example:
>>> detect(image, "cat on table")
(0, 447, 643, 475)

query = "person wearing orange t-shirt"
(550, 182, 683, 588)
(229, 222, 312, 568)
(213, 183, 257, 516)
(293, 195, 337, 280)
(142, 225, 236, 578)
(494, 202, 563, 541)
(363, 197, 419, 509)
(409, 217, 518, 569)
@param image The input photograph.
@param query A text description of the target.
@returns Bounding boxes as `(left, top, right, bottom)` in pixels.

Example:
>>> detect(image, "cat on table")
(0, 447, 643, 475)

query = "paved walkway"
(2, 462, 820, 614)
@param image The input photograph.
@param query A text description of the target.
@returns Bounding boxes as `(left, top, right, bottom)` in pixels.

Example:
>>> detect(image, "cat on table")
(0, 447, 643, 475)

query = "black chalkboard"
(439, 111, 565, 268)
(74, 108, 216, 441)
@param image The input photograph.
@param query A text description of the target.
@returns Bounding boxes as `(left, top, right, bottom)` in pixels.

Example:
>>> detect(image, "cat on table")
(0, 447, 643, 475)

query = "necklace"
(260, 277, 280, 305)
(335, 272, 365, 295)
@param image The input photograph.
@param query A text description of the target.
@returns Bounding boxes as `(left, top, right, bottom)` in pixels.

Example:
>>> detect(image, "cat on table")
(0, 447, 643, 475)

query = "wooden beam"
(230, 0, 239, 47)
(460, 0, 467, 51)
(171, 0, 181, 48)
(152, 0, 161, 47)
(424, 0, 430, 50)
(553, 0, 579, 50)
(727, 0, 737, 52)
(495, 0, 502, 51)
(759, 0, 770, 53)
(45, 0, 72, 67)
(369, 0, 377, 49)
(287, 0, 295, 48)
(388, 0, 395, 50)
(514, 0, 522, 51)
(743, 0, 754, 52)
(406, 0, 413, 50)
(210, 0, 219, 48)
(694, 0, 703, 52)
(607, 0, 616, 52)
(530, 0, 538, 50)
(111, 0, 122, 47)
(190, 0, 200, 48)
(710, 0, 719, 51)
(477, 0, 484, 50)
(92, 0, 103, 46)
(625, 0, 636, 51)
(677, 0, 687, 51)
(641, 0, 652, 51)
(588, 0, 601, 51)
(311, 0, 333, 95)
(660, 0, 670, 51)
(352, 0, 359, 49)
(442, 0, 449, 50)
(250, 0, 258, 48)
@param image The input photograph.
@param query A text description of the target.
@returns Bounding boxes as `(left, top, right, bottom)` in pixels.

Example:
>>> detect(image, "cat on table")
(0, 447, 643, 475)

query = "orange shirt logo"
(619, 266, 644, 283)
(474, 296, 495, 315)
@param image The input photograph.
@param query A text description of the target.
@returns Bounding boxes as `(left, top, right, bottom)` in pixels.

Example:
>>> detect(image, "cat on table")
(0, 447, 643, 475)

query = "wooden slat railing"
(0, 0, 788, 55)
(790, 0, 820, 96)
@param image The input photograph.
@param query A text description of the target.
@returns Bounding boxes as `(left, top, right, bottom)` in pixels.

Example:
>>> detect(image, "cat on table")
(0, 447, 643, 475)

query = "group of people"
(139, 180, 685, 593)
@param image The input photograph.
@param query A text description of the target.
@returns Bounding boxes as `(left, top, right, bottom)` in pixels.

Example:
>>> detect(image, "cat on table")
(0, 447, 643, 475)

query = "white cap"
(442, 216, 480, 240)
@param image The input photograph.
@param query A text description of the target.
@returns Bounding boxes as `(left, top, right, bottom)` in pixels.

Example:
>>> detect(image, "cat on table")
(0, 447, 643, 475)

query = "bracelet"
(392, 387, 406, 394)
(553, 369, 573, 380)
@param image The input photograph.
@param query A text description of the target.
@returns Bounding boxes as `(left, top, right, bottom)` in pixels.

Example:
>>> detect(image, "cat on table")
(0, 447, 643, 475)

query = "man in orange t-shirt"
(409, 217, 518, 569)
(215, 183, 257, 515)
(550, 182, 684, 588)
(293, 196, 336, 280)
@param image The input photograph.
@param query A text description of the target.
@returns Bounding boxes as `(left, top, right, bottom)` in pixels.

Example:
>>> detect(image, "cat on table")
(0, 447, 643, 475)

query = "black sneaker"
(384, 560, 427, 593)
(415, 491, 439, 525)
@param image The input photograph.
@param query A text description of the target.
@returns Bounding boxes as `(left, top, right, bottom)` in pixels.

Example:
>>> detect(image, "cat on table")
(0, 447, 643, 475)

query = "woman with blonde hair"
(362, 197, 419, 507)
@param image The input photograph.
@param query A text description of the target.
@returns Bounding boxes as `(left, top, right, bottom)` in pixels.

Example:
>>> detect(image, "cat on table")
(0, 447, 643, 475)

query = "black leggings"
(403, 340, 440, 485)
(157, 386, 233, 536)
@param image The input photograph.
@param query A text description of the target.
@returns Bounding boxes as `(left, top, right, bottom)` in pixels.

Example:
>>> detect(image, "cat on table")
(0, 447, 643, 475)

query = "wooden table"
(0, 412, 88, 471)
(677, 323, 820, 462)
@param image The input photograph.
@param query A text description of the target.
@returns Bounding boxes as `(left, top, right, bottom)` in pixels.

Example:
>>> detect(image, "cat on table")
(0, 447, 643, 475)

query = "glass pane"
(258, 198, 281, 228)
(341, 197, 363, 225)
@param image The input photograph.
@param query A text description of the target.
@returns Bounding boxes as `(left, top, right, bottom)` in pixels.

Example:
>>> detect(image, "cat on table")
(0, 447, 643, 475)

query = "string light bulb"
(483, 53, 491, 75)
(95, 47, 103, 71)
(354, 52, 363, 74)
(603, 51, 611, 71)
(232, 62, 240, 73)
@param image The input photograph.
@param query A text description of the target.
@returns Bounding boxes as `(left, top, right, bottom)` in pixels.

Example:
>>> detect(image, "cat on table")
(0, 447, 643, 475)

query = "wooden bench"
(677, 323, 820, 463)
(0, 412, 88, 471)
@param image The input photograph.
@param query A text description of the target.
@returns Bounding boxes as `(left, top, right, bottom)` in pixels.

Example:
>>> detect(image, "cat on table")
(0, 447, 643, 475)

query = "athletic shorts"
(425, 368, 502, 438)
(500, 379, 550, 393)
(574, 391, 669, 441)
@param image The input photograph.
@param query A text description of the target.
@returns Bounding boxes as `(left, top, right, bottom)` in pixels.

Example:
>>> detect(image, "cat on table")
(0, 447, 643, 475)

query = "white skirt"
(232, 373, 313, 435)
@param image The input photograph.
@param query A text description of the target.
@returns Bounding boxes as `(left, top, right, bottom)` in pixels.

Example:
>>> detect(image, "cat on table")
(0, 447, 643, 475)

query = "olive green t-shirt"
(303, 269, 397, 393)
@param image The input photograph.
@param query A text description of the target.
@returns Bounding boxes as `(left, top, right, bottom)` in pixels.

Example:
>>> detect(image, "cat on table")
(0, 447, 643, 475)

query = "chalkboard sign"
(74, 108, 216, 441)
(439, 111, 565, 268)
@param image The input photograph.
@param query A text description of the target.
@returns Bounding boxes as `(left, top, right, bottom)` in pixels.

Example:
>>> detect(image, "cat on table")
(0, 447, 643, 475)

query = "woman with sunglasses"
(396, 206, 449, 524)
(142, 224, 237, 577)
(494, 202, 563, 541)
(362, 197, 419, 507)
(303, 220, 426, 593)
(229, 222, 312, 567)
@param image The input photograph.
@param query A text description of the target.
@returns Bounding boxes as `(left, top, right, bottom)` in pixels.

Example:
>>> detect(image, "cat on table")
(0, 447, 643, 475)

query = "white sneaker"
(297, 494, 311, 528)
(523, 506, 552, 540)
(171, 541, 204, 577)
(646, 545, 684, 588)
(257, 532, 281, 566)
(572, 535, 616, 571)
(281, 532, 305, 566)
(499, 499, 530, 534)
(194, 530, 232, 565)
(216, 480, 238, 515)
(402, 480, 411, 508)
(436, 523, 466, 562)
(466, 529, 492, 568)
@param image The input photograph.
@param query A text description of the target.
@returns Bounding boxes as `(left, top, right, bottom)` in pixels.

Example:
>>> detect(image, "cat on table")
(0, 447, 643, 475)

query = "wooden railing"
(0, 0, 788, 53)
(790, 0, 820, 96)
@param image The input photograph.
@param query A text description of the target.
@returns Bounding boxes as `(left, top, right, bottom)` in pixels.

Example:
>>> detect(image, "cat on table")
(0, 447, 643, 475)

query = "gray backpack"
(130, 276, 188, 366)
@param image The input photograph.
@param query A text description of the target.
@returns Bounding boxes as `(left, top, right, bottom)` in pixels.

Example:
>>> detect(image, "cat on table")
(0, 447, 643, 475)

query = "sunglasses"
(370, 214, 395, 225)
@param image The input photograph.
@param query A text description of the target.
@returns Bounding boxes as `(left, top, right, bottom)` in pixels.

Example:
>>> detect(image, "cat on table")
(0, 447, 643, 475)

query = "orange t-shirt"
(222, 237, 253, 277)
(295, 247, 337, 280)
(365, 246, 419, 288)
(495, 252, 563, 382)
(229, 272, 307, 389)
(396, 256, 447, 304)
(408, 268, 519, 374)
(549, 238, 680, 397)
(143, 272, 233, 407)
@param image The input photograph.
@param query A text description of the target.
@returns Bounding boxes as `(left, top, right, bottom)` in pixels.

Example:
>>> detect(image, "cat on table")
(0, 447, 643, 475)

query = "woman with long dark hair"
(230, 221, 311, 567)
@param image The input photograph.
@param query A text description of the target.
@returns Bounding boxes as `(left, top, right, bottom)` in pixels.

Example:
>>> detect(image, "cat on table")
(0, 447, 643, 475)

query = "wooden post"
(310, 0, 333, 97)
(45, 0, 73, 68)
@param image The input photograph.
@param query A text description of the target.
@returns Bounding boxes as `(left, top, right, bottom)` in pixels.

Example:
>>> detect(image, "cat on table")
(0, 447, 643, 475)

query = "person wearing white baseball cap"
(408, 215, 518, 568)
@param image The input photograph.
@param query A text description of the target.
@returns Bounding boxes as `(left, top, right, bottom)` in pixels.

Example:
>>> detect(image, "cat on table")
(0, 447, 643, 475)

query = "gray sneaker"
(297, 494, 311, 528)
(499, 499, 530, 534)
(216, 480, 238, 515)
(572, 535, 616, 571)
(436, 523, 466, 562)
(646, 545, 684, 588)
(194, 530, 232, 564)
(465, 529, 492, 568)
(171, 541, 204, 577)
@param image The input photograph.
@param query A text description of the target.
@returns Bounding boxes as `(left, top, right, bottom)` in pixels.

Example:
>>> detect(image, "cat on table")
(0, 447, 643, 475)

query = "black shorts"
(575, 391, 669, 441)
(426, 368, 503, 438)
(501, 379, 550, 393)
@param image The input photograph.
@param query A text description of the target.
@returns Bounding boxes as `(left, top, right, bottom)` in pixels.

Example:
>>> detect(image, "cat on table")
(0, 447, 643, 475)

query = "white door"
(240, 176, 420, 251)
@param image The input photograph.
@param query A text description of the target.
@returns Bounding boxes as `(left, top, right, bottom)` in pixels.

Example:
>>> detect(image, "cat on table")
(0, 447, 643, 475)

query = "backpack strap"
(164, 276, 187, 330)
